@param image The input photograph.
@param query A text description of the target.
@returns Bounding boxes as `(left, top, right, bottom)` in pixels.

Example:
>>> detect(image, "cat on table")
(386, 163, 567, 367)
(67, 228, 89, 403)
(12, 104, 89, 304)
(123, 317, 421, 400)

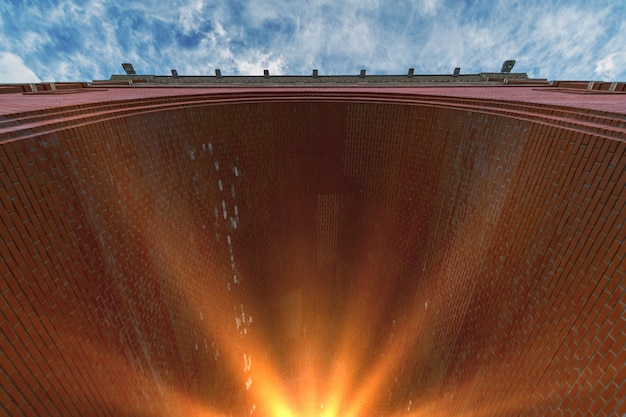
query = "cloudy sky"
(0, 0, 625, 83)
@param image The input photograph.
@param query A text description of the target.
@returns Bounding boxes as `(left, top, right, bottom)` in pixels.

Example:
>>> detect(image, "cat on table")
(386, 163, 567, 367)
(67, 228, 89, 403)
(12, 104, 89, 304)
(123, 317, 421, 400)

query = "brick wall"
(1, 89, 624, 417)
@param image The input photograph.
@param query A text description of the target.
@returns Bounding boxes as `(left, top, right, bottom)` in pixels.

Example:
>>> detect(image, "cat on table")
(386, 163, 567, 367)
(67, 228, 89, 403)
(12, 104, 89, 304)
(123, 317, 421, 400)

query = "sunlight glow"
(73, 109, 549, 417)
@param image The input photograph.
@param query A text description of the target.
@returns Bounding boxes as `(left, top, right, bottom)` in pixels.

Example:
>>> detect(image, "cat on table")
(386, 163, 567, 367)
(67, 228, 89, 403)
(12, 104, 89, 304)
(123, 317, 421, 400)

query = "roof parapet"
(106, 69, 537, 86)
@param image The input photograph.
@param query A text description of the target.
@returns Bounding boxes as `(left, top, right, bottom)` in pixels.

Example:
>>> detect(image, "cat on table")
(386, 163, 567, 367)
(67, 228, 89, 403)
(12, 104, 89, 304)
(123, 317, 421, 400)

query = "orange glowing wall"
(1, 88, 624, 417)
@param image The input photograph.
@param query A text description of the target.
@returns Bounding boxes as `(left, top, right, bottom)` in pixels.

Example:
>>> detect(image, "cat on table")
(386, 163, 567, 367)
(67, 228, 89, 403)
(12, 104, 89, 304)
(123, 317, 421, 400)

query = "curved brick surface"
(1, 87, 625, 417)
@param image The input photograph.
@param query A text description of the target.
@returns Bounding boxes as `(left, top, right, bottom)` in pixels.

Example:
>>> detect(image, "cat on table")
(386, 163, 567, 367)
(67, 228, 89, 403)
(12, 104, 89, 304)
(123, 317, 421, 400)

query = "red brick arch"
(1, 86, 624, 417)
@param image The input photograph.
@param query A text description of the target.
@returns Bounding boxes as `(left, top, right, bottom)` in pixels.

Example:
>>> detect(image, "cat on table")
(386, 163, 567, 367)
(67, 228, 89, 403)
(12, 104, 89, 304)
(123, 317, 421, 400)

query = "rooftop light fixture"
(122, 63, 136, 75)
(501, 60, 516, 73)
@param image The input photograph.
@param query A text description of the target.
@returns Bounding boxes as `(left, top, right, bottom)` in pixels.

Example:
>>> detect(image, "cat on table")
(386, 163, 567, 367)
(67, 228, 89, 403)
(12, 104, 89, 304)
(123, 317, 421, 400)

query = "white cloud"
(417, 0, 440, 15)
(594, 20, 626, 81)
(20, 31, 50, 53)
(178, 0, 205, 33)
(0, 0, 625, 81)
(533, 6, 607, 57)
(216, 48, 286, 75)
(0, 52, 41, 83)
(214, 21, 227, 38)
(595, 53, 623, 80)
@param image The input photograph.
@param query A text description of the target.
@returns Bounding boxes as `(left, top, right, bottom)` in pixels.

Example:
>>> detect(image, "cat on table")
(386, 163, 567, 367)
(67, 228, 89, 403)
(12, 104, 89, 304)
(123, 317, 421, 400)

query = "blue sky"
(0, 0, 625, 83)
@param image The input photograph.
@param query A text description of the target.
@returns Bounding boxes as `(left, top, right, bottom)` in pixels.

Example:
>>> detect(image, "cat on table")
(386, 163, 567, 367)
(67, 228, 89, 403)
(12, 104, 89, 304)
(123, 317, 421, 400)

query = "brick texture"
(0, 86, 625, 417)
